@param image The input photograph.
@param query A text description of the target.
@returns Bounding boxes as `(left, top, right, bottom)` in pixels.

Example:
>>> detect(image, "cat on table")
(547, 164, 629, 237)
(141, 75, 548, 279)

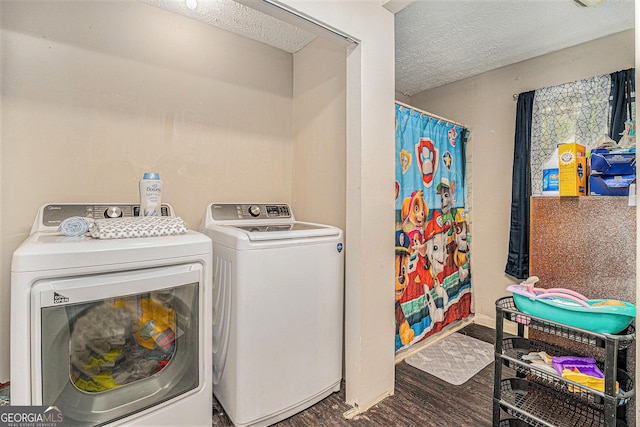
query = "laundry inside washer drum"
(68, 293, 177, 393)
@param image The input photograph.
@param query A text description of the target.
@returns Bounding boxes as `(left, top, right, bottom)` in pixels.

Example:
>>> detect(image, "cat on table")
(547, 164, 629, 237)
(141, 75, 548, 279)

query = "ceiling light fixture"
(185, 0, 198, 10)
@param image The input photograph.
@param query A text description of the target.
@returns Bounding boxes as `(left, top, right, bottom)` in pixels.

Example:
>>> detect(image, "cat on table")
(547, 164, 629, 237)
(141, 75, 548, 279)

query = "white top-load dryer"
(11, 203, 212, 426)
(202, 203, 344, 427)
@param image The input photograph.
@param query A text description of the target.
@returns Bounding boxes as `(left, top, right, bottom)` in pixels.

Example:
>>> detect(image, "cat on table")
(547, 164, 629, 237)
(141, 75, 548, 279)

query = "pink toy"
(517, 276, 591, 309)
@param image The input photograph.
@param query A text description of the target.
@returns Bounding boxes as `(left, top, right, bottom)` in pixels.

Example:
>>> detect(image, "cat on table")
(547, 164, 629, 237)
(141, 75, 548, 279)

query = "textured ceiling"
(140, 0, 316, 53)
(141, 0, 635, 97)
(395, 0, 635, 96)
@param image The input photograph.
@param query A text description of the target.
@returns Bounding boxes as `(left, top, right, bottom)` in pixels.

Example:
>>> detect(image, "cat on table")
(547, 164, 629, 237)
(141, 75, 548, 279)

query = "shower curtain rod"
(395, 101, 468, 129)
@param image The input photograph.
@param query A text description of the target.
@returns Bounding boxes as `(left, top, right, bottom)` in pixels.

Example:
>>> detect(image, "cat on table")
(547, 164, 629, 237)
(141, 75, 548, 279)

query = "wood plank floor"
(212, 323, 497, 427)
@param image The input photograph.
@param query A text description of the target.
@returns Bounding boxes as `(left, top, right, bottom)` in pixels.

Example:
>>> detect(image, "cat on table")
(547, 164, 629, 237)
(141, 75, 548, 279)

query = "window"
(530, 75, 611, 195)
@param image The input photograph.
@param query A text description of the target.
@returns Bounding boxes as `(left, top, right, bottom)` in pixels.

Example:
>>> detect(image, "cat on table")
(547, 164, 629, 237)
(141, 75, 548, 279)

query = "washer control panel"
(210, 203, 292, 221)
(40, 203, 172, 228)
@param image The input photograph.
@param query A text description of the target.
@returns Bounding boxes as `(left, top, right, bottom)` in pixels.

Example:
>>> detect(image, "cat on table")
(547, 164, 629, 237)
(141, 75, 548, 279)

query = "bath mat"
(404, 332, 494, 385)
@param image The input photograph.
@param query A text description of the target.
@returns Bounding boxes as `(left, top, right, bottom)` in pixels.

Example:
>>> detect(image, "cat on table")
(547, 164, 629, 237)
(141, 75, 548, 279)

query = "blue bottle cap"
(143, 172, 160, 180)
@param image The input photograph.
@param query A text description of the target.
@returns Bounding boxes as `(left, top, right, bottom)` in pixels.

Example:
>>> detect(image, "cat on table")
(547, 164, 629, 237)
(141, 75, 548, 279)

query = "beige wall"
(292, 38, 347, 231)
(395, 91, 410, 104)
(409, 29, 635, 326)
(0, 0, 297, 381)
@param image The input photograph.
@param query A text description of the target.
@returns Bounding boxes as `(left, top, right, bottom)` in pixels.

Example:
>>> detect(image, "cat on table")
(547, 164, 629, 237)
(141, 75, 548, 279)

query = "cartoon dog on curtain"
(395, 230, 414, 346)
(395, 175, 472, 351)
(396, 184, 471, 349)
(395, 106, 472, 352)
(398, 189, 432, 309)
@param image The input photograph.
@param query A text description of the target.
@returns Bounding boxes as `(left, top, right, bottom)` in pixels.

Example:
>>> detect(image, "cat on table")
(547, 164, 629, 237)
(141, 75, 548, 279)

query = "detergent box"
(558, 143, 587, 196)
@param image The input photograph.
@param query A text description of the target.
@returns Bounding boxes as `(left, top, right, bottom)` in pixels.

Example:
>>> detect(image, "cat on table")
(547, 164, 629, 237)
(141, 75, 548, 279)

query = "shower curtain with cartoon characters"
(395, 103, 472, 352)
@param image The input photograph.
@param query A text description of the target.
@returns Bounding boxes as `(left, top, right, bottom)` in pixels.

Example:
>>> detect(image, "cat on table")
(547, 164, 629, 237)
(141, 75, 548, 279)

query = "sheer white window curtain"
(529, 75, 611, 195)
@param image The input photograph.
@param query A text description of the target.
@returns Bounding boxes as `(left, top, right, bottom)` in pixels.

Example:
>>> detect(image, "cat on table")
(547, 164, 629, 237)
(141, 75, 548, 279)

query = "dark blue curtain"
(505, 91, 535, 279)
(609, 68, 635, 142)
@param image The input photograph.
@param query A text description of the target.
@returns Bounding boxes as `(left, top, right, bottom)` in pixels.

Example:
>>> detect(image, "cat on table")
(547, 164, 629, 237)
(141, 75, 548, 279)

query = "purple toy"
(551, 356, 603, 378)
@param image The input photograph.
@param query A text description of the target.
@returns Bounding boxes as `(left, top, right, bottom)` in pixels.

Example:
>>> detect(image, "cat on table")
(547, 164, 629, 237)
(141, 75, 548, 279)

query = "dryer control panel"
(38, 203, 173, 229)
(210, 203, 292, 221)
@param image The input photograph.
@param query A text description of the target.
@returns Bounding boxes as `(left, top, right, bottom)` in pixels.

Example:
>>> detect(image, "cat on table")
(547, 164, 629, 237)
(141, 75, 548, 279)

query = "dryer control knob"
(248, 205, 261, 217)
(104, 206, 123, 218)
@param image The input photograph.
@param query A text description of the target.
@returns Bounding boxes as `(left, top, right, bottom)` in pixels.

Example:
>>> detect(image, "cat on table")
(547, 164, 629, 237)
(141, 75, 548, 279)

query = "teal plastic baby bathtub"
(507, 284, 635, 334)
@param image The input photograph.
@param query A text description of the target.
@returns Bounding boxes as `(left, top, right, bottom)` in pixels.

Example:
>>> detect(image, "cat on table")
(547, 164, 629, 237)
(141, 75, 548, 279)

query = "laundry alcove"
(1, 0, 397, 416)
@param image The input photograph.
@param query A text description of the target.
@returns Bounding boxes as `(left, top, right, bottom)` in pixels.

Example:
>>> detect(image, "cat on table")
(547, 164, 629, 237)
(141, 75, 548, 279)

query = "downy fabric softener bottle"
(139, 172, 163, 216)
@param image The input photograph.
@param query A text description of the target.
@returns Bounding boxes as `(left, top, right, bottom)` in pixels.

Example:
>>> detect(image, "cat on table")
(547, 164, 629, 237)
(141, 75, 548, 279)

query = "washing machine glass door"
(32, 264, 202, 426)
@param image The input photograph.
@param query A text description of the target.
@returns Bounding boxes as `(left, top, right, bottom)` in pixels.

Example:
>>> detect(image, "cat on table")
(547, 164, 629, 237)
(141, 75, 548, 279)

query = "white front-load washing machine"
(11, 203, 212, 426)
(202, 203, 344, 427)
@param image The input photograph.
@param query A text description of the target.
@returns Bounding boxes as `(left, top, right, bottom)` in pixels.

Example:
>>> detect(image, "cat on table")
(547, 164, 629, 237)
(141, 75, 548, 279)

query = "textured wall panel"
(529, 195, 636, 423)
(530, 196, 635, 303)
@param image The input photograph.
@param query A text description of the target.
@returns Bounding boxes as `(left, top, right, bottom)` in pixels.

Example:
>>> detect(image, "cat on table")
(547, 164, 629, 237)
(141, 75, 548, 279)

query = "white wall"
(0, 0, 296, 381)
(409, 29, 635, 326)
(281, 0, 396, 411)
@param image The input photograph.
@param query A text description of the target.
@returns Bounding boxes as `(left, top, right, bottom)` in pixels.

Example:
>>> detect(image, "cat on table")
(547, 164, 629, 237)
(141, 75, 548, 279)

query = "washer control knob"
(104, 206, 123, 218)
(248, 205, 261, 217)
